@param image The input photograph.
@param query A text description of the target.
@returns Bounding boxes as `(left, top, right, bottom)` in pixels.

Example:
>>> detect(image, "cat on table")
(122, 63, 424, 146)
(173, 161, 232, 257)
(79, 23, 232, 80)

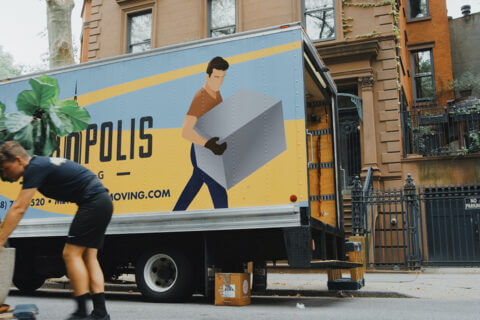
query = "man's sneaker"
(66, 313, 90, 320)
(89, 312, 110, 320)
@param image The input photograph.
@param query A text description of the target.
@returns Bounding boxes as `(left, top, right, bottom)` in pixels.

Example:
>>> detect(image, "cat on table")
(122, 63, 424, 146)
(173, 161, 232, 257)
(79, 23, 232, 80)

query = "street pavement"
(3, 268, 480, 319)
(5, 289, 480, 320)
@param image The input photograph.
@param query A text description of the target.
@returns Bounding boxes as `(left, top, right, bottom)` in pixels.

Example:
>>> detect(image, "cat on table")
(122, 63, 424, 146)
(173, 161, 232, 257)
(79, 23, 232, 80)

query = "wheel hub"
(144, 254, 178, 292)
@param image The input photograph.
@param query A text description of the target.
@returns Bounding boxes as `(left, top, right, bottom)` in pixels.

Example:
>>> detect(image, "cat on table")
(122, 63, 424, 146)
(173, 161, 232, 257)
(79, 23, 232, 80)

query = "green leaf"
(16, 77, 59, 115)
(0, 117, 5, 132)
(42, 120, 59, 156)
(55, 100, 90, 132)
(16, 90, 39, 115)
(29, 78, 57, 111)
(4, 112, 33, 133)
(0, 101, 5, 116)
(48, 107, 73, 137)
(36, 75, 59, 99)
(32, 119, 43, 155)
(0, 130, 12, 144)
(13, 123, 34, 156)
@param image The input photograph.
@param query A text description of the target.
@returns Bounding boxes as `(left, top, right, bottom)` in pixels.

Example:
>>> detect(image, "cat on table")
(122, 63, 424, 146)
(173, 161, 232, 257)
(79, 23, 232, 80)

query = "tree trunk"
(46, 0, 75, 69)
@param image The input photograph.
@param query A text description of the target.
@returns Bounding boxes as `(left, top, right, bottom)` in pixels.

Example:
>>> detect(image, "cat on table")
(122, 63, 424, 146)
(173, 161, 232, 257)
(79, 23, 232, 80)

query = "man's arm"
(181, 115, 208, 146)
(0, 188, 37, 249)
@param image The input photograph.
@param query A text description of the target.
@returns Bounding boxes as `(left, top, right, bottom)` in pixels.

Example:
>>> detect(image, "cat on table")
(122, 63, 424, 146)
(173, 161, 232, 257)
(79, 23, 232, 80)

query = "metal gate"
(423, 185, 480, 266)
(352, 174, 424, 270)
(352, 175, 480, 269)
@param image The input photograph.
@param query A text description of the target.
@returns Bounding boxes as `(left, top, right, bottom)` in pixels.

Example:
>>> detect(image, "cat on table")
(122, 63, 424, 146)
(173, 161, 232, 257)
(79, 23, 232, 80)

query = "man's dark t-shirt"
(22, 156, 107, 204)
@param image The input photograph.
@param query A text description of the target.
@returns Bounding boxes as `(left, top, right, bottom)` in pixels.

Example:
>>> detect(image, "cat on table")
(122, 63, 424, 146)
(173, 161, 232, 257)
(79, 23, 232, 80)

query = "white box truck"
(0, 23, 360, 301)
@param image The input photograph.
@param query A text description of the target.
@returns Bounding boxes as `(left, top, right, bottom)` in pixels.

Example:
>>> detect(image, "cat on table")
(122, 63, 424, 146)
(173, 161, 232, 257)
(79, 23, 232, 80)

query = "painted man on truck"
(173, 56, 229, 211)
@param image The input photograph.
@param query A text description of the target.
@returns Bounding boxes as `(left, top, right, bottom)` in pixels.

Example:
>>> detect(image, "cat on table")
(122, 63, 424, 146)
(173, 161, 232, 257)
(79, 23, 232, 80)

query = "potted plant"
(453, 71, 480, 100)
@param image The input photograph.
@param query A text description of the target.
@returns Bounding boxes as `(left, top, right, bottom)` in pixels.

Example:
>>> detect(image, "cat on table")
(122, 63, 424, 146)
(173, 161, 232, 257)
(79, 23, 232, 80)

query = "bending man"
(0, 141, 113, 320)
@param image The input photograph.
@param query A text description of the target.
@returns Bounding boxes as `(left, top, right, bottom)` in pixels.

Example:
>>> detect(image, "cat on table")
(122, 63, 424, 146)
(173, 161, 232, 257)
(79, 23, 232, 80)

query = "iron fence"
(351, 175, 480, 269)
(401, 99, 480, 157)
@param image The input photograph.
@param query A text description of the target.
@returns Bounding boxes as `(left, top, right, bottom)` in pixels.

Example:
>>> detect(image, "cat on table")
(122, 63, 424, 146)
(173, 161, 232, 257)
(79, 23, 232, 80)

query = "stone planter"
(0, 248, 15, 305)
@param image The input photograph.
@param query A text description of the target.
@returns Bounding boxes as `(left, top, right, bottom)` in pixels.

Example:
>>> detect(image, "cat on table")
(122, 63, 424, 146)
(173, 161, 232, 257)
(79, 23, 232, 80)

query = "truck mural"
(1, 30, 308, 217)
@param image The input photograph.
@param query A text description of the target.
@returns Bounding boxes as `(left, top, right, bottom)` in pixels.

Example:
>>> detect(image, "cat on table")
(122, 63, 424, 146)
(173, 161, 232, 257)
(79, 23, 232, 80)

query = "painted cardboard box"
(194, 89, 286, 189)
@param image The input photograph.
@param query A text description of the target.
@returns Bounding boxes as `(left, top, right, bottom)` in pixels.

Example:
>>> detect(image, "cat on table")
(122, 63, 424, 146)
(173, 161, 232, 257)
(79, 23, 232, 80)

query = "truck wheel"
(13, 274, 46, 293)
(135, 248, 193, 302)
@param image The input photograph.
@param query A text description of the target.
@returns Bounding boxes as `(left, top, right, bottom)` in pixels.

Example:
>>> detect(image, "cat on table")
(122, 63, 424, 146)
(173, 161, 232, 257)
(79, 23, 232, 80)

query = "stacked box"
(194, 89, 286, 189)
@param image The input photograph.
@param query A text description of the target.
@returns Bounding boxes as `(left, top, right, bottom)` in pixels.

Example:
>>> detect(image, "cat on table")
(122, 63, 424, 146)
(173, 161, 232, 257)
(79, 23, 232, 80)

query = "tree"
(46, 0, 75, 68)
(0, 46, 22, 79)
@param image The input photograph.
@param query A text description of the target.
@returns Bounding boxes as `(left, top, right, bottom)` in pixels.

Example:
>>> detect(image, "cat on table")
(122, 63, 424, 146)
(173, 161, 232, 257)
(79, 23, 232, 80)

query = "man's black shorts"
(67, 192, 113, 249)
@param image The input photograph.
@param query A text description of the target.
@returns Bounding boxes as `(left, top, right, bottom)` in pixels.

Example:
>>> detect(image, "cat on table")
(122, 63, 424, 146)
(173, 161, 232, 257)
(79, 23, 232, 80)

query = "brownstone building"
(79, 0, 478, 188)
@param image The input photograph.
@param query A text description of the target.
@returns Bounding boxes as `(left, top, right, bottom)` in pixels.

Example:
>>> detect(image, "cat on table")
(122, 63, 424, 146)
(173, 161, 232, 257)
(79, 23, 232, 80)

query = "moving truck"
(0, 23, 356, 301)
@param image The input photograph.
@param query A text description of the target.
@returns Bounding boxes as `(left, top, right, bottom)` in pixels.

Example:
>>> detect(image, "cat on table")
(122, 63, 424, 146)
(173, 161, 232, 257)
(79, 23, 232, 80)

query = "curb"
(42, 281, 412, 299)
(42, 281, 138, 293)
(260, 289, 413, 299)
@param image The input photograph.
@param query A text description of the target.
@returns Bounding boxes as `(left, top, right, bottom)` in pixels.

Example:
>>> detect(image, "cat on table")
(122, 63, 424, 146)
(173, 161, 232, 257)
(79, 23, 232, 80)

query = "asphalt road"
(4, 289, 480, 320)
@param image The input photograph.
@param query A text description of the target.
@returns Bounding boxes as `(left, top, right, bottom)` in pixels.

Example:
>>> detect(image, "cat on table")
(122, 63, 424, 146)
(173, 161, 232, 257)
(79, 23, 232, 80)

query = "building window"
(411, 49, 435, 101)
(408, 0, 429, 19)
(209, 0, 236, 37)
(127, 10, 152, 53)
(303, 0, 336, 41)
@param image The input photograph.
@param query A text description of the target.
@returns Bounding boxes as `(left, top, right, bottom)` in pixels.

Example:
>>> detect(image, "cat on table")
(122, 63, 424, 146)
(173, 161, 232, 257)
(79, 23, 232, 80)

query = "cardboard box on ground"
(215, 273, 251, 306)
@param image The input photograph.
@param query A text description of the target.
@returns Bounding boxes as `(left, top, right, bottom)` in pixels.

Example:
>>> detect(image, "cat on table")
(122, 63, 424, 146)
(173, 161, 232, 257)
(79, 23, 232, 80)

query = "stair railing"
(351, 166, 373, 236)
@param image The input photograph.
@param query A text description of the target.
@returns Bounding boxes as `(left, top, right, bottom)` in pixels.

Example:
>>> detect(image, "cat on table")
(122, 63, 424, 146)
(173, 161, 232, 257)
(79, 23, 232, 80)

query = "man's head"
(205, 56, 229, 92)
(0, 141, 31, 182)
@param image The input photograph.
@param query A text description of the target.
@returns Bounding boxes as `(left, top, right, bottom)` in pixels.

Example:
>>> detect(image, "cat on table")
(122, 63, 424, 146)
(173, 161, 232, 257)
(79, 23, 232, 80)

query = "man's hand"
(0, 188, 36, 249)
(204, 137, 227, 155)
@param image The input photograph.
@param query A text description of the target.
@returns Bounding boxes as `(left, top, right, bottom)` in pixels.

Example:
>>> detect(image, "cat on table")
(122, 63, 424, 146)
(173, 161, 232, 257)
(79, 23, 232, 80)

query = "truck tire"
(13, 274, 46, 293)
(135, 248, 193, 302)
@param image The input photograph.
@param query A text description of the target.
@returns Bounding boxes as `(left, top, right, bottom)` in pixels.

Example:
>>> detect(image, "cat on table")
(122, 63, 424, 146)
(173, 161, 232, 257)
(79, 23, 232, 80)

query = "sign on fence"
(465, 197, 480, 210)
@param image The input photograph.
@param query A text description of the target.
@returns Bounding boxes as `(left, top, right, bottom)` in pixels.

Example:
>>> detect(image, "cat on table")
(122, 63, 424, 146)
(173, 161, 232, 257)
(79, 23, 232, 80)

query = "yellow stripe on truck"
(76, 41, 301, 107)
(6, 119, 307, 215)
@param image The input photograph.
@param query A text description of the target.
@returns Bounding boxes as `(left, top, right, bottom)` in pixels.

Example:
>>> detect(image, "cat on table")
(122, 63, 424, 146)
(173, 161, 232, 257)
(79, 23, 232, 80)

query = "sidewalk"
(42, 268, 480, 299)
(267, 268, 480, 299)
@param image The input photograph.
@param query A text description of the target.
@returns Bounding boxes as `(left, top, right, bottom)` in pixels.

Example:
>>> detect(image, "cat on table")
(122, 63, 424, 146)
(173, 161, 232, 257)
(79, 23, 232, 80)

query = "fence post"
(404, 174, 421, 269)
(351, 176, 363, 235)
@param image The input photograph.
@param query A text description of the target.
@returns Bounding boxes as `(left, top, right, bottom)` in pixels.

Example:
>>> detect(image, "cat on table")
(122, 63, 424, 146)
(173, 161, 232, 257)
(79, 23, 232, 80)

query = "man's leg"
(173, 145, 204, 211)
(83, 248, 104, 294)
(202, 171, 228, 208)
(64, 243, 89, 295)
(173, 168, 205, 210)
(63, 243, 90, 318)
(83, 248, 109, 319)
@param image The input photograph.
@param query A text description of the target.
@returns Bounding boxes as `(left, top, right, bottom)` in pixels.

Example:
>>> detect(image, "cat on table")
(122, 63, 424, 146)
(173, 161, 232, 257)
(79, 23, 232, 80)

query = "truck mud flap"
(282, 226, 312, 268)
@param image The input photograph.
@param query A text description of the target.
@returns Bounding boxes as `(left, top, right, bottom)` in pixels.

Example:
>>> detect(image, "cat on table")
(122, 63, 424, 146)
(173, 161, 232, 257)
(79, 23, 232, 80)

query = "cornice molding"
(316, 39, 380, 60)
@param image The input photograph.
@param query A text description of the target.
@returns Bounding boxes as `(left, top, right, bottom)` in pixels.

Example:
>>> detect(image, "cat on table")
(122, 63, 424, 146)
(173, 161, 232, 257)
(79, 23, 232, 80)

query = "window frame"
(407, 0, 430, 20)
(410, 49, 435, 102)
(126, 9, 153, 54)
(302, 0, 337, 42)
(208, 0, 236, 38)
